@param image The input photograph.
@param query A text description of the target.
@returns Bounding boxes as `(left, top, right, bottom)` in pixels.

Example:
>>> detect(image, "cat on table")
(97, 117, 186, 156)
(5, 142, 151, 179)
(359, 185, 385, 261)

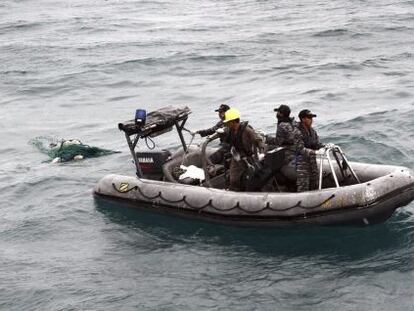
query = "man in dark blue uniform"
(297, 109, 324, 151)
(296, 109, 324, 191)
(267, 105, 321, 192)
(267, 104, 298, 165)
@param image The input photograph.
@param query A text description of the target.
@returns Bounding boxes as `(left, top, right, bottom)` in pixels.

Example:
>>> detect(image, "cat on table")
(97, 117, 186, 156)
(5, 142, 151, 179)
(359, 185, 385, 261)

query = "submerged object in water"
(30, 136, 120, 162)
(94, 106, 414, 226)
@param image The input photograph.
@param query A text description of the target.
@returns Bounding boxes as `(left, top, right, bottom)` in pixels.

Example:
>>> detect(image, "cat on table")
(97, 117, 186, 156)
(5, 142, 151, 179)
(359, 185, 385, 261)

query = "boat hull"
(94, 163, 414, 226)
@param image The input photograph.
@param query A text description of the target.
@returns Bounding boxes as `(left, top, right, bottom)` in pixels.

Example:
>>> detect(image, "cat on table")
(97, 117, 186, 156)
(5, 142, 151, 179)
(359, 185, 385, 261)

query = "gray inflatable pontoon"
(94, 106, 414, 226)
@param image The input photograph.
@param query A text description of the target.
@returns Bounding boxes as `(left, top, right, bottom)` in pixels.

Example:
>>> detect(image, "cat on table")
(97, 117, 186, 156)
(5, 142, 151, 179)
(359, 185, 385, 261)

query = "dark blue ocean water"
(1, 0, 414, 309)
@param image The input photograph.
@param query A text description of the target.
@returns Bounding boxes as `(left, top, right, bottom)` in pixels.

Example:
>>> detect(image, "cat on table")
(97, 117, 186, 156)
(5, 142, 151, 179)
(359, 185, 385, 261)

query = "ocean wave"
(321, 109, 414, 166)
(0, 20, 43, 32)
(303, 61, 363, 72)
(383, 25, 414, 31)
(312, 28, 349, 37)
(1, 70, 30, 75)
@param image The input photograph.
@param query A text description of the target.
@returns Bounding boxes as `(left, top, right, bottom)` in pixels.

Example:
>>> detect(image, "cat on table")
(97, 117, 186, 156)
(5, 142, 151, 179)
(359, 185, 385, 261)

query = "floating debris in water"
(29, 136, 120, 162)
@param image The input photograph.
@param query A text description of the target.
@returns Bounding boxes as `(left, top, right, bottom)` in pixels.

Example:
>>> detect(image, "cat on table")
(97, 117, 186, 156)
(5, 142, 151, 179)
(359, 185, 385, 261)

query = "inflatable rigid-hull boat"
(94, 106, 414, 226)
(94, 162, 414, 226)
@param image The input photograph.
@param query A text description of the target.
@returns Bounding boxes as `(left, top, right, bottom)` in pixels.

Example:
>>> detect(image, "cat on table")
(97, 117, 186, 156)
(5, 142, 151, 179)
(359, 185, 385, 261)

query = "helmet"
(223, 108, 241, 123)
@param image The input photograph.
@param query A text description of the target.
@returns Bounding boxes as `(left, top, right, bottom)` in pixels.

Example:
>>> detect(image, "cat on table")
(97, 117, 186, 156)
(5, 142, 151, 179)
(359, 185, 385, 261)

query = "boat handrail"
(201, 133, 220, 188)
(318, 145, 361, 190)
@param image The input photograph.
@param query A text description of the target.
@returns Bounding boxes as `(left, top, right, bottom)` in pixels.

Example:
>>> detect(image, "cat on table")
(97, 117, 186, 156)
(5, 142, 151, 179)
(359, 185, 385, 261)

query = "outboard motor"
(135, 150, 171, 180)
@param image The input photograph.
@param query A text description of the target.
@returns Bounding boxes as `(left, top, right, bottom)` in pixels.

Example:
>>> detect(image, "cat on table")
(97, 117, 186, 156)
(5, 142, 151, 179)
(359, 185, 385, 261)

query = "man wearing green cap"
(195, 104, 230, 137)
(193, 104, 231, 165)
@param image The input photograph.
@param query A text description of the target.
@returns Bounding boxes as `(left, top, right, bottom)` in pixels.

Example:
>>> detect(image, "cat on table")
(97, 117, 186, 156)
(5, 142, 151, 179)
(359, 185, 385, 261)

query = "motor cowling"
(135, 150, 171, 180)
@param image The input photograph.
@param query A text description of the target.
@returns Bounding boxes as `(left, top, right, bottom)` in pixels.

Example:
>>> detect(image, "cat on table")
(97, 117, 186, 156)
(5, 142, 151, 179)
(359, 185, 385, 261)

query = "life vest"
(229, 121, 252, 158)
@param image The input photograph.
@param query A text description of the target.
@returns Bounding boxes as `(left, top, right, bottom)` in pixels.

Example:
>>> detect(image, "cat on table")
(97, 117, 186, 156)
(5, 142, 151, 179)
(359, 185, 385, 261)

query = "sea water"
(1, 0, 414, 309)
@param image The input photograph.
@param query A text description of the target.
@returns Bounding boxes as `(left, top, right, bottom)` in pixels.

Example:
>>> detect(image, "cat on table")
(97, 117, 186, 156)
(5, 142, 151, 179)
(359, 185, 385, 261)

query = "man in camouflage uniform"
(267, 104, 298, 165)
(223, 108, 266, 191)
(296, 109, 324, 191)
(268, 104, 315, 192)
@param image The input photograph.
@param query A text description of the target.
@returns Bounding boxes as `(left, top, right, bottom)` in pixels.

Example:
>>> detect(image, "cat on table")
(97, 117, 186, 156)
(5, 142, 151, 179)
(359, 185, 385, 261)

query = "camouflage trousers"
(296, 153, 318, 192)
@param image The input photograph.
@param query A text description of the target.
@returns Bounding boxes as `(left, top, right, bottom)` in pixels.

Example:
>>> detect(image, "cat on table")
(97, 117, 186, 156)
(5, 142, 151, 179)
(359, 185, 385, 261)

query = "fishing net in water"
(29, 136, 120, 162)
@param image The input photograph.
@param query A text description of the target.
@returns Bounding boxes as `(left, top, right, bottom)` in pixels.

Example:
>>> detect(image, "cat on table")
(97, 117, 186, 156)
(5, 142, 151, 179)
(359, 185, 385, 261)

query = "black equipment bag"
(244, 147, 286, 191)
